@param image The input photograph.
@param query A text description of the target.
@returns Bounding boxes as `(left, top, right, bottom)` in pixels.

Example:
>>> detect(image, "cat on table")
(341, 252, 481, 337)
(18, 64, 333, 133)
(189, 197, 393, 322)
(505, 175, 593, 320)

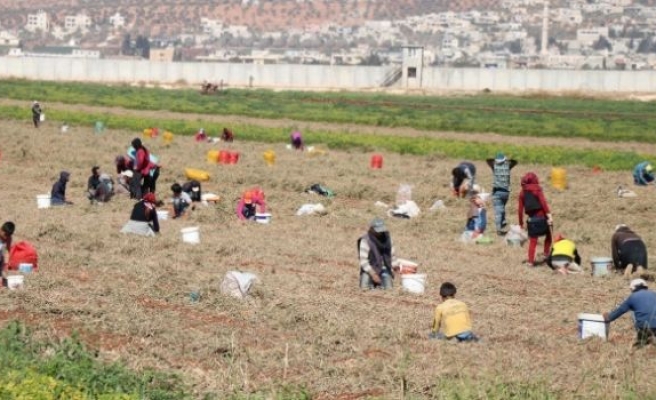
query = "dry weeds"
(0, 117, 655, 399)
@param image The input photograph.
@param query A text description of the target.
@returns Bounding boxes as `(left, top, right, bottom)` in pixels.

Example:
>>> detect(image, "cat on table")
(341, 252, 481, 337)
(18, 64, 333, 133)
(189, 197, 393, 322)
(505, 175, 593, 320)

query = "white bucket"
(578, 313, 609, 340)
(36, 194, 51, 209)
(180, 227, 200, 244)
(591, 257, 612, 277)
(6, 275, 24, 290)
(401, 273, 426, 294)
(157, 210, 169, 220)
(255, 213, 272, 224)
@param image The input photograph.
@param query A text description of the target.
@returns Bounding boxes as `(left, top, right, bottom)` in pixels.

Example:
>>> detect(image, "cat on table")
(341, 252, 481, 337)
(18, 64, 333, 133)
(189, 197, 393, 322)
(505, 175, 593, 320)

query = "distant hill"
(0, 0, 501, 35)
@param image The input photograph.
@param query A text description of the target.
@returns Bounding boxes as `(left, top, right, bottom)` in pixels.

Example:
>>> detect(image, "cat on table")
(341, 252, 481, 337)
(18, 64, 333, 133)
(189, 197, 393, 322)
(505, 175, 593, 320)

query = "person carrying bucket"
(518, 172, 553, 267)
(357, 218, 400, 290)
(451, 161, 476, 198)
(633, 161, 655, 186)
(546, 234, 582, 275)
(31, 101, 42, 128)
(429, 282, 479, 342)
(120, 193, 160, 237)
(604, 279, 656, 348)
(612, 225, 648, 275)
(486, 152, 518, 236)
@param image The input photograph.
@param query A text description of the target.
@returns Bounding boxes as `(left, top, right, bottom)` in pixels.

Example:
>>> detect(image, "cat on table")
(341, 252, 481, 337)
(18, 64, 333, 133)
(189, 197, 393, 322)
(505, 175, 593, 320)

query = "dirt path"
(3, 98, 655, 154)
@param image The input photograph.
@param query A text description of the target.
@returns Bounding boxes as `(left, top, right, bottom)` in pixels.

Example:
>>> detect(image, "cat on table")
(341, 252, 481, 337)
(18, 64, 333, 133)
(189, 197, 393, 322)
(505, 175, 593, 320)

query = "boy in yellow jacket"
(429, 282, 478, 342)
(546, 234, 583, 275)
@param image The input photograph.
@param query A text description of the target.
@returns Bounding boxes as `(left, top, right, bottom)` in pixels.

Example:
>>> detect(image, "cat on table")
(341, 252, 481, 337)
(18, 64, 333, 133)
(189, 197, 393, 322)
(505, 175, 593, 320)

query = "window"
(408, 67, 417, 78)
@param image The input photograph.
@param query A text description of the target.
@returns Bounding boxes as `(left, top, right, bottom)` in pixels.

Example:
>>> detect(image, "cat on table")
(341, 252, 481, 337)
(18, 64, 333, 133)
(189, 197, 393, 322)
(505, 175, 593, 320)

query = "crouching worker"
(464, 187, 487, 240)
(358, 218, 399, 290)
(429, 282, 479, 342)
(236, 189, 266, 221)
(451, 161, 476, 198)
(604, 279, 656, 348)
(120, 193, 159, 236)
(633, 161, 655, 186)
(546, 234, 583, 275)
(170, 183, 192, 219)
(51, 171, 73, 206)
(182, 180, 202, 203)
(612, 224, 648, 275)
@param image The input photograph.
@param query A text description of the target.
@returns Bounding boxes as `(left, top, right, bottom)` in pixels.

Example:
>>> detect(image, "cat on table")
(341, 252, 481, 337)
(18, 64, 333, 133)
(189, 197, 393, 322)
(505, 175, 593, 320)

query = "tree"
(637, 36, 652, 53)
(135, 35, 150, 58)
(507, 39, 522, 54)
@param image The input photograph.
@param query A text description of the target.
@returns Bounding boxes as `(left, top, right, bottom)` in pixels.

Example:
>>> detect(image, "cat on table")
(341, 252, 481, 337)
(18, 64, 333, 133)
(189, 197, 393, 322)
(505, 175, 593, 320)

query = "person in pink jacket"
(236, 189, 266, 220)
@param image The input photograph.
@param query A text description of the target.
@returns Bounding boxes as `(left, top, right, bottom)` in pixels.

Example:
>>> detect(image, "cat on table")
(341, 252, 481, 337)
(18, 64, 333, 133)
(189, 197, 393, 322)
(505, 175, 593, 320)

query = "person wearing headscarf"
(451, 161, 476, 198)
(115, 155, 134, 175)
(604, 279, 656, 348)
(486, 152, 518, 235)
(518, 172, 553, 266)
(221, 127, 234, 142)
(51, 171, 73, 205)
(633, 161, 655, 186)
(611, 225, 647, 274)
(546, 234, 582, 274)
(31, 101, 42, 128)
(120, 193, 160, 236)
(290, 131, 304, 151)
(357, 218, 400, 290)
(129, 138, 154, 199)
(236, 188, 267, 220)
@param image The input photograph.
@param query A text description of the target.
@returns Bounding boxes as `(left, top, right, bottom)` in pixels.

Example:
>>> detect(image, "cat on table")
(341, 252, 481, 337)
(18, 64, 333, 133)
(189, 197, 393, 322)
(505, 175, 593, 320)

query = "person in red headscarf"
(518, 172, 553, 266)
(120, 193, 160, 236)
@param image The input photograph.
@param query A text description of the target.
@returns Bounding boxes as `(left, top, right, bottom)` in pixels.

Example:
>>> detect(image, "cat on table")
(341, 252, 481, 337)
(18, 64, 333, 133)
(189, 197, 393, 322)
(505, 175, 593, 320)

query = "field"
(1, 87, 656, 399)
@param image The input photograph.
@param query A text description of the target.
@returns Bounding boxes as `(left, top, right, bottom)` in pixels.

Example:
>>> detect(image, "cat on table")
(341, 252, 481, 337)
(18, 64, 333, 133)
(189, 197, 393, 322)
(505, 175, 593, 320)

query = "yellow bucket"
(551, 167, 567, 190)
(207, 150, 220, 164)
(184, 168, 210, 182)
(263, 150, 276, 166)
(143, 128, 153, 138)
(162, 131, 174, 145)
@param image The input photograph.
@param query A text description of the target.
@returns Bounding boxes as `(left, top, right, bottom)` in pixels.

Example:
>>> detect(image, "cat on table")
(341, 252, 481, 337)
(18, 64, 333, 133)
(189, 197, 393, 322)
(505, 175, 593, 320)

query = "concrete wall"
(2, 56, 656, 94)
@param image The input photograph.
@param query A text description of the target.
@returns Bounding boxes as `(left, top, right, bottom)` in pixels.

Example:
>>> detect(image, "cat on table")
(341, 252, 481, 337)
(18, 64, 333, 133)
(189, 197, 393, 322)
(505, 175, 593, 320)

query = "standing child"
(31, 101, 42, 128)
(430, 282, 478, 342)
(518, 172, 553, 266)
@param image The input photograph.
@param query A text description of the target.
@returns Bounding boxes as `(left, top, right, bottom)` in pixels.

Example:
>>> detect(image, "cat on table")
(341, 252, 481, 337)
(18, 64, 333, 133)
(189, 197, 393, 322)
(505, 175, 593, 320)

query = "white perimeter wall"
(2, 56, 656, 94)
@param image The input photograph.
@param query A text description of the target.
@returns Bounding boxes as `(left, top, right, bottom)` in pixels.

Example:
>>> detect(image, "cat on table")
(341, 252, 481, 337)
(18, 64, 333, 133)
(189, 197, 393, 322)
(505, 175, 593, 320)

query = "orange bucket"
(229, 152, 240, 164)
(219, 150, 230, 164)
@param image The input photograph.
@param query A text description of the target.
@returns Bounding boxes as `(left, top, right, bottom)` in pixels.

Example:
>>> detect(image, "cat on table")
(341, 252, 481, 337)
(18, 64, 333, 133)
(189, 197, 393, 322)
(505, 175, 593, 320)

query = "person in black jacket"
(51, 171, 73, 205)
(31, 101, 42, 128)
(120, 193, 160, 236)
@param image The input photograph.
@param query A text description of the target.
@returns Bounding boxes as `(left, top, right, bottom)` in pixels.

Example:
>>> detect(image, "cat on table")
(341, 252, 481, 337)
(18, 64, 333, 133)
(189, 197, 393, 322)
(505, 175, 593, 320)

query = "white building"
(577, 27, 610, 46)
(554, 8, 583, 25)
(0, 31, 19, 46)
(109, 12, 126, 29)
(64, 14, 92, 32)
(26, 10, 49, 32)
(201, 18, 223, 36)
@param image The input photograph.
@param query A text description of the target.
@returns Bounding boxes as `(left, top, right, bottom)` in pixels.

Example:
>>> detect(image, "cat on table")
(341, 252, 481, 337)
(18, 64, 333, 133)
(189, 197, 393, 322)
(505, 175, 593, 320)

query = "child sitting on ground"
(464, 187, 487, 240)
(429, 282, 479, 342)
(170, 183, 192, 219)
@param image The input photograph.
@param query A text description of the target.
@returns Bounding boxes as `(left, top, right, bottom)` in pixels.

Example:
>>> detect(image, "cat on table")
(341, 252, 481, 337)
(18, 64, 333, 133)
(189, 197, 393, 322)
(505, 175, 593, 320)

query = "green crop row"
(0, 104, 645, 171)
(3, 79, 656, 143)
(0, 322, 190, 400)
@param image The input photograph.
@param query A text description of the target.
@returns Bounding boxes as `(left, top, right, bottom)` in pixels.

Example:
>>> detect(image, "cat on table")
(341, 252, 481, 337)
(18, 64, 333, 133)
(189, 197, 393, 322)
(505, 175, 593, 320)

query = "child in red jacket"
(518, 172, 553, 266)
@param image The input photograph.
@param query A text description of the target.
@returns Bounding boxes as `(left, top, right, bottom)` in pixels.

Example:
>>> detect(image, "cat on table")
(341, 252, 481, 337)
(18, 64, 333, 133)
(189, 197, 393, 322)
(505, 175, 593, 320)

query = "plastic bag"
(505, 225, 528, 246)
(296, 203, 327, 216)
(389, 200, 420, 219)
(220, 271, 258, 299)
(8, 241, 39, 271)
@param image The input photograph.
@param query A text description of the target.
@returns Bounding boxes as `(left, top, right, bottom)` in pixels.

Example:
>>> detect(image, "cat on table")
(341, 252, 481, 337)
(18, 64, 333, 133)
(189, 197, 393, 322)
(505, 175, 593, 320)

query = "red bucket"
(370, 154, 383, 169)
(219, 150, 230, 164)
(229, 152, 240, 164)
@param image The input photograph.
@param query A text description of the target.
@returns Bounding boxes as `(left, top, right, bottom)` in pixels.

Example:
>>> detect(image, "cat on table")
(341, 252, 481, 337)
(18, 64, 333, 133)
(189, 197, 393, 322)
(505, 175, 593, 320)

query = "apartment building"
(25, 10, 49, 32)
(65, 14, 92, 32)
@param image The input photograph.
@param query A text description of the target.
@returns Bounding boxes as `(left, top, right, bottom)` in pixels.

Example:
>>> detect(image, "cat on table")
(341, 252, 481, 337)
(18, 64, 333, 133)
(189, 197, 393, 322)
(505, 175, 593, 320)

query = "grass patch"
(0, 321, 190, 400)
(0, 104, 645, 171)
(3, 79, 656, 142)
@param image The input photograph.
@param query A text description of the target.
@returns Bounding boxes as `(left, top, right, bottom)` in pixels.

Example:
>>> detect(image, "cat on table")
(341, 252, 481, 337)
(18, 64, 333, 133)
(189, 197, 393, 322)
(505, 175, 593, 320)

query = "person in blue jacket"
(604, 279, 656, 348)
(633, 161, 655, 186)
